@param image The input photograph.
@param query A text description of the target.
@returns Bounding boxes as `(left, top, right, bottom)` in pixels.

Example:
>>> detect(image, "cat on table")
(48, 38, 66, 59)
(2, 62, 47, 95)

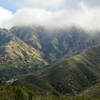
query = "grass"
(0, 84, 100, 100)
(13, 45, 100, 96)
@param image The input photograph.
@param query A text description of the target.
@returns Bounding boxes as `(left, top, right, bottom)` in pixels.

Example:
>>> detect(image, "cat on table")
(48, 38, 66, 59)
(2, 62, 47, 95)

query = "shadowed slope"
(11, 26, 99, 63)
(13, 45, 100, 95)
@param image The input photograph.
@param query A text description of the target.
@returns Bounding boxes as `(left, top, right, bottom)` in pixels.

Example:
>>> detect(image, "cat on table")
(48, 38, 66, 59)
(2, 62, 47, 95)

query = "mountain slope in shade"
(13, 45, 100, 95)
(81, 81, 100, 100)
(0, 29, 47, 80)
(11, 26, 99, 63)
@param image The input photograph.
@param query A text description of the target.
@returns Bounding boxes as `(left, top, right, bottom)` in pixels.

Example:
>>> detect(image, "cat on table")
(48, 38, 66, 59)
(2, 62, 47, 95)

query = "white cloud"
(1, 2, 100, 31)
(10, 8, 65, 27)
(0, 7, 13, 28)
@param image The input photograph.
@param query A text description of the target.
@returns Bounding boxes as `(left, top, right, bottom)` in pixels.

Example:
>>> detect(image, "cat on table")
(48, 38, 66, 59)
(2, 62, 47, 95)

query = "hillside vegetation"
(0, 27, 100, 100)
(0, 29, 47, 80)
(11, 26, 100, 63)
(13, 45, 100, 96)
(1, 26, 100, 80)
(1, 82, 100, 100)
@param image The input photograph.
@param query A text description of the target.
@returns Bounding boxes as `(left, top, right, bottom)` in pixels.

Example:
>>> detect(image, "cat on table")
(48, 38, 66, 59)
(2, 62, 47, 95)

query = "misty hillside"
(11, 26, 100, 63)
(0, 26, 100, 80)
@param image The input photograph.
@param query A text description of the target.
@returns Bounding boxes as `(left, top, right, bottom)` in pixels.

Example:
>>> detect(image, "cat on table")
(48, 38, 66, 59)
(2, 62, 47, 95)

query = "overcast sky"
(0, 0, 100, 30)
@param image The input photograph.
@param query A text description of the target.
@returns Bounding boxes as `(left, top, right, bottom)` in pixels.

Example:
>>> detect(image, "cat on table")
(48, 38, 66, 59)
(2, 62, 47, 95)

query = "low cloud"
(0, 7, 13, 28)
(0, 2, 100, 30)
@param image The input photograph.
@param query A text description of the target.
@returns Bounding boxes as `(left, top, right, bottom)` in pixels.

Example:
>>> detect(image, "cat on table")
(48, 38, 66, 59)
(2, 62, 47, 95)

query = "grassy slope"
(13, 45, 100, 96)
(1, 83, 100, 100)
(1, 45, 100, 100)
(81, 81, 100, 100)
(0, 84, 60, 100)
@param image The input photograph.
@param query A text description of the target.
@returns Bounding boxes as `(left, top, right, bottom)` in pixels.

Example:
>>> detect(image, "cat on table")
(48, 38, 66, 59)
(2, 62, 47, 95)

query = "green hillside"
(13, 45, 100, 96)
(1, 83, 100, 100)
(0, 28, 100, 99)
(0, 84, 81, 100)
(81, 81, 100, 100)
(1, 45, 100, 100)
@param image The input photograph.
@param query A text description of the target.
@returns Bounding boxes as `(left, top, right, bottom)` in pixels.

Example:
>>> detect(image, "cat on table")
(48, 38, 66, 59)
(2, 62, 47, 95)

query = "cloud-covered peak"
(0, 0, 100, 30)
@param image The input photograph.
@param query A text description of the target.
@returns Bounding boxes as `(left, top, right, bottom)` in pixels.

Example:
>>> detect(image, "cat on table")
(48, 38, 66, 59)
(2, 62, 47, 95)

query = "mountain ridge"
(0, 28, 48, 80)
(11, 26, 100, 63)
